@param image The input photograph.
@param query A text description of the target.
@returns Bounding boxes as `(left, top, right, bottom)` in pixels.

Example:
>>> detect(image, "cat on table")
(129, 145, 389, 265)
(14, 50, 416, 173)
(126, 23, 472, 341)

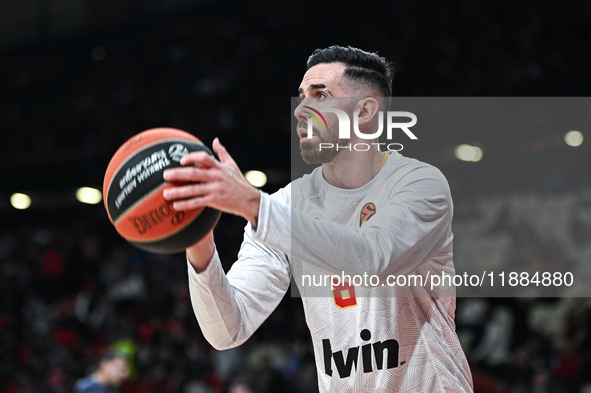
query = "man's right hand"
(162, 138, 261, 227)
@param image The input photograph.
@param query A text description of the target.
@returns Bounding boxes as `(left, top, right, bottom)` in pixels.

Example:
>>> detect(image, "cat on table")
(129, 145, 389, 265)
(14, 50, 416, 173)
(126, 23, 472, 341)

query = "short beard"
(300, 122, 342, 164)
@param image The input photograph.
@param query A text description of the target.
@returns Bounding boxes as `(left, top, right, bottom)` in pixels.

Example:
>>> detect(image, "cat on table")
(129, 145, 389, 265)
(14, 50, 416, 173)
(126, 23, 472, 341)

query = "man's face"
(102, 357, 129, 386)
(295, 63, 354, 164)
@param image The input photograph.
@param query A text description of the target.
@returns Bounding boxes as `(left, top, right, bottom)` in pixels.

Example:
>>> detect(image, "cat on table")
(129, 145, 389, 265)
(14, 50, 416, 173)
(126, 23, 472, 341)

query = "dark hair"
(306, 45, 395, 96)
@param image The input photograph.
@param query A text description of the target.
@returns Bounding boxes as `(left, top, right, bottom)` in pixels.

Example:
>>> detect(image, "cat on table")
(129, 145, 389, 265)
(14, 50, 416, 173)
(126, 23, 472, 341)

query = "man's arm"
(163, 139, 289, 350)
(253, 165, 452, 279)
(187, 221, 291, 350)
(185, 232, 216, 273)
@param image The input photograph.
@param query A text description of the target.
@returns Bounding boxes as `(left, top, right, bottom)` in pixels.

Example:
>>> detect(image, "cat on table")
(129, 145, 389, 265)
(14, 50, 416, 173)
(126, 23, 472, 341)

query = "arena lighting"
(10, 193, 31, 210)
(454, 144, 483, 162)
(564, 130, 584, 147)
(245, 170, 268, 188)
(76, 187, 103, 204)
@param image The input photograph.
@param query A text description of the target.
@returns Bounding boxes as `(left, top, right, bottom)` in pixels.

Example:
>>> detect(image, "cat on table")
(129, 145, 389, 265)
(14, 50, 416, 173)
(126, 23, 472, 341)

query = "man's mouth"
(298, 128, 310, 140)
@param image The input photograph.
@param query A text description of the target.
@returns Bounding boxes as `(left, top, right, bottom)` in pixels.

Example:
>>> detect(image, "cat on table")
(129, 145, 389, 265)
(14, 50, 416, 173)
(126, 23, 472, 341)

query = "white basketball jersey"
(188, 151, 473, 392)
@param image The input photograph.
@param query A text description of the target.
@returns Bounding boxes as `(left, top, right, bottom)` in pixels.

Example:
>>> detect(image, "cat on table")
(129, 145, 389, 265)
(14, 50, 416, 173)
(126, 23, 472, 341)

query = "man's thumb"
(212, 138, 237, 168)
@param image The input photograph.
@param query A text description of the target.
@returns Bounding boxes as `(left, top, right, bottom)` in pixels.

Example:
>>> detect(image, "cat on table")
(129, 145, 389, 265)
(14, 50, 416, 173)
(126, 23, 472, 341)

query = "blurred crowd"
(453, 189, 591, 393)
(0, 208, 317, 393)
(1, 0, 591, 392)
(2, 189, 591, 393)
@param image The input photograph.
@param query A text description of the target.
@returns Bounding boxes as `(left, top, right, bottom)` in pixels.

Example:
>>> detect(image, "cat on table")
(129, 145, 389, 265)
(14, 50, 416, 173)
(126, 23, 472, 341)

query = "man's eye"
(297, 96, 305, 103)
(316, 92, 327, 100)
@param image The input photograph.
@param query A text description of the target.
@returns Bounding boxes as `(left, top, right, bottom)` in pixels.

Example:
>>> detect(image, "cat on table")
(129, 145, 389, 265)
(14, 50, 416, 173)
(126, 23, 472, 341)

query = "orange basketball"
(103, 128, 221, 254)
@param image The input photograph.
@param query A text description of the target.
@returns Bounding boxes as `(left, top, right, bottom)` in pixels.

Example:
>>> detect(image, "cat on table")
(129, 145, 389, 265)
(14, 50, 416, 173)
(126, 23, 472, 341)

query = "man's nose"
(294, 97, 312, 120)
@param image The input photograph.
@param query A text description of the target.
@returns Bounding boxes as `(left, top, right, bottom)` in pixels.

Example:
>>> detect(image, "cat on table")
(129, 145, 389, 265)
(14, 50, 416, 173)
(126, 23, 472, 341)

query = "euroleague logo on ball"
(169, 143, 189, 162)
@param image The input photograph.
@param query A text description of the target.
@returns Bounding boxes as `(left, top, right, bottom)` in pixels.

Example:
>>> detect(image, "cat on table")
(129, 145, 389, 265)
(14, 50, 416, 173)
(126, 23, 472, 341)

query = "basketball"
(103, 128, 221, 254)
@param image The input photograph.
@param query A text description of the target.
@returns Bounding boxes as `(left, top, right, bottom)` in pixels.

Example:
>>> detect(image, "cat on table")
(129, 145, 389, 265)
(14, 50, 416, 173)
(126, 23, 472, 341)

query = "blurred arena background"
(1, 0, 591, 392)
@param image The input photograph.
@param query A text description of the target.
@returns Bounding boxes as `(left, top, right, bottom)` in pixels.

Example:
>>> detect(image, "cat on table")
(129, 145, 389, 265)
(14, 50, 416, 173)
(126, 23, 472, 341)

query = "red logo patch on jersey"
(359, 203, 376, 226)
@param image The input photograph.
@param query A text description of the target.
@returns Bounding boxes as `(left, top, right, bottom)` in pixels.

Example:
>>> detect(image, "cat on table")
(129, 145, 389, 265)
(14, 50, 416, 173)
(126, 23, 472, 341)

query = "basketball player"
(163, 46, 474, 392)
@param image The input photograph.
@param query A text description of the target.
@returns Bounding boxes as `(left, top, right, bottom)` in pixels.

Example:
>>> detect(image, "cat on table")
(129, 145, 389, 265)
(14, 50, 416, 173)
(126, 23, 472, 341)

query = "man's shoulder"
(389, 150, 438, 171)
(387, 151, 449, 187)
(291, 165, 321, 185)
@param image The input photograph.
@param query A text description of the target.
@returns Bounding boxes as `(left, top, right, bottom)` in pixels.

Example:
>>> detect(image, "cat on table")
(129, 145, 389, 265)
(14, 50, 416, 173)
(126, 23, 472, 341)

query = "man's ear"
(354, 98, 380, 126)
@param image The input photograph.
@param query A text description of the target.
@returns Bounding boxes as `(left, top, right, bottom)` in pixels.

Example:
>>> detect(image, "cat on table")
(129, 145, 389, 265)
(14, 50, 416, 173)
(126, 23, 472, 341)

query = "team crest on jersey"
(359, 203, 376, 226)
